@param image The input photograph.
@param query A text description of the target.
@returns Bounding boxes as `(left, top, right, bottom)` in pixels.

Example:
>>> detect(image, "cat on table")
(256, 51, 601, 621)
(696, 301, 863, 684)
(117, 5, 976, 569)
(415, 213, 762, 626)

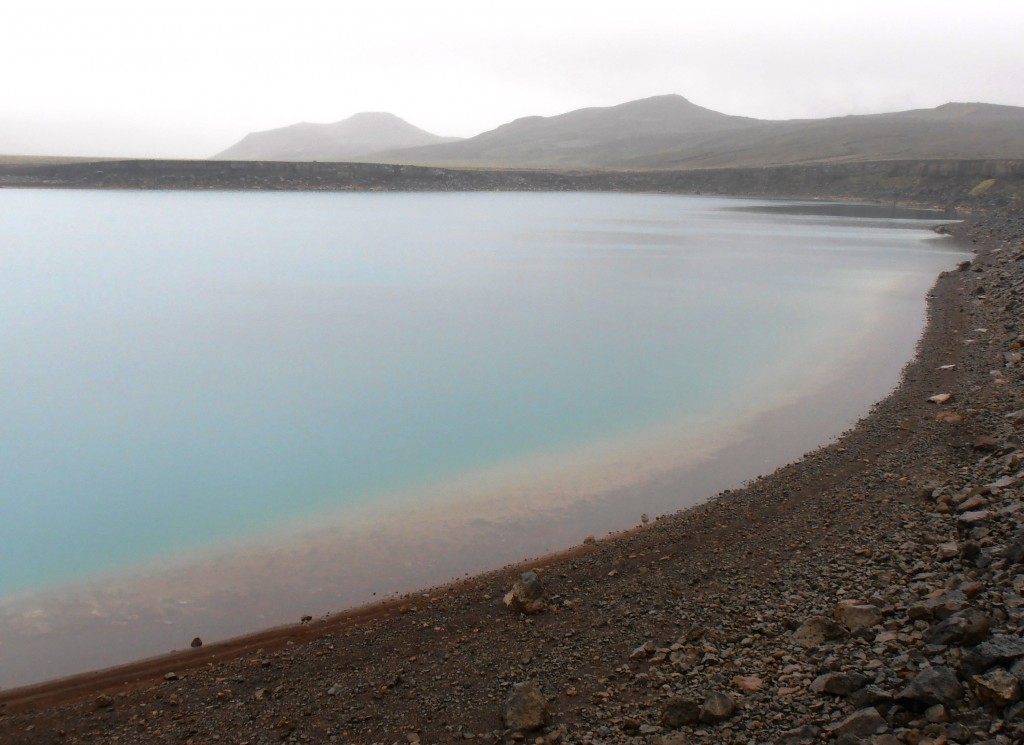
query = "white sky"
(4, 0, 1023, 158)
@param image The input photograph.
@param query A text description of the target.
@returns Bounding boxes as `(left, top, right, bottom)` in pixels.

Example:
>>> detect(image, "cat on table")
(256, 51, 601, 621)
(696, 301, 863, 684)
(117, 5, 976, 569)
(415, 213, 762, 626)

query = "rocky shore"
(1, 158, 1023, 208)
(1, 201, 1023, 745)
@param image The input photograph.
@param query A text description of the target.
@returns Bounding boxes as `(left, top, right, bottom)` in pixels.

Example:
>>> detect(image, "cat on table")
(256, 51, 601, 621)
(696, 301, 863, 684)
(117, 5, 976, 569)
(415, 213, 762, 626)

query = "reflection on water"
(728, 200, 958, 221)
(0, 191, 965, 687)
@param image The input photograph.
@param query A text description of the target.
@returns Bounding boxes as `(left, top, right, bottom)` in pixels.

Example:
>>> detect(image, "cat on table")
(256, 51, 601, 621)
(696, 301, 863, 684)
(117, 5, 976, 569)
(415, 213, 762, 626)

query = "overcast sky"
(4, 0, 1023, 159)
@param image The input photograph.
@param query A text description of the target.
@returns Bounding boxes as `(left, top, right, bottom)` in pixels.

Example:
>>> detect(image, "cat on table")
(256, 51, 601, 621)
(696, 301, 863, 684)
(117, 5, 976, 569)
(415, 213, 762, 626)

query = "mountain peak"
(213, 113, 460, 162)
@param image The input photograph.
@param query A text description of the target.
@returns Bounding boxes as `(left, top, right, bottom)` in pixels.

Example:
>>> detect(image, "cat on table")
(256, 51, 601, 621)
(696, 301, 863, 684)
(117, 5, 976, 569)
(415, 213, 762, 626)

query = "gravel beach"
(2, 202, 1023, 745)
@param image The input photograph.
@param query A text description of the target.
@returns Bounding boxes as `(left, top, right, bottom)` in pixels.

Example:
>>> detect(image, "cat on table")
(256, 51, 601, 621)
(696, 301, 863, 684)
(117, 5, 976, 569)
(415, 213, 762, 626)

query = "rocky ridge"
(1, 205, 1023, 744)
(1, 158, 1023, 211)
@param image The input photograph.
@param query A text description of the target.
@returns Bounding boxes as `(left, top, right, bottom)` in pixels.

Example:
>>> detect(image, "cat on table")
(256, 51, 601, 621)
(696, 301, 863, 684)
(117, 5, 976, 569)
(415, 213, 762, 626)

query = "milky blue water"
(0, 190, 961, 615)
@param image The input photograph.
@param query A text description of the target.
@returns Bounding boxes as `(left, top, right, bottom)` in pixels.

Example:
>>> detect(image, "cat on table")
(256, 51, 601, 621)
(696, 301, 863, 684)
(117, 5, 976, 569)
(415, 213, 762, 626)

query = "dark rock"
(926, 609, 993, 647)
(835, 707, 887, 738)
(95, 694, 113, 709)
(504, 571, 548, 614)
(834, 601, 883, 631)
(1011, 657, 1024, 683)
(793, 615, 847, 647)
(848, 685, 894, 709)
(961, 634, 1024, 675)
(191, 637, 203, 648)
(972, 668, 1022, 708)
(698, 691, 736, 723)
(658, 734, 690, 745)
(957, 510, 993, 533)
(1003, 531, 1024, 563)
(811, 671, 868, 696)
(504, 681, 547, 731)
(661, 696, 701, 728)
(973, 436, 1001, 451)
(961, 541, 983, 563)
(896, 666, 963, 707)
(779, 725, 820, 745)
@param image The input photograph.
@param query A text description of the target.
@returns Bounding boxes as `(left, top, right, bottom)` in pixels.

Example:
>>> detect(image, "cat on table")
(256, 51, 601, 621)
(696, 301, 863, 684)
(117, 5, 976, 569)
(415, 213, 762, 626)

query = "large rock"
(503, 681, 548, 731)
(848, 685, 894, 709)
(698, 691, 736, 723)
(961, 634, 1024, 676)
(834, 707, 887, 738)
(834, 601, 883, 632)
(926, 609, 993, 647)
(1003, 530, 1024, 563)
(661, 696, 701, 728)
(896, 666, 964, 707)
(503, 571, 548, 614)
(972, 668, 1021, 708)
(793, 615, 847, 648)
(779, 725, 820, 745)
(811, 671, 868, 696)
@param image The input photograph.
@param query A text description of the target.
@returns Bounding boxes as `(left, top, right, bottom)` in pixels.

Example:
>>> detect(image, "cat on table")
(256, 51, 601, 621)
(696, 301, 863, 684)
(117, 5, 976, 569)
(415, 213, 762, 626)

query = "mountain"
(212, 113, 461, 161)
(368, 96, 1024, 170)
(370, 95, 762, 167)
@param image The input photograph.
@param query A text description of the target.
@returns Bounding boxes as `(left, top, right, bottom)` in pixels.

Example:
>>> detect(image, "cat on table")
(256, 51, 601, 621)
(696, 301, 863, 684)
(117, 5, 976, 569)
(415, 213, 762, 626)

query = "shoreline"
(2, 201, 1022, 744)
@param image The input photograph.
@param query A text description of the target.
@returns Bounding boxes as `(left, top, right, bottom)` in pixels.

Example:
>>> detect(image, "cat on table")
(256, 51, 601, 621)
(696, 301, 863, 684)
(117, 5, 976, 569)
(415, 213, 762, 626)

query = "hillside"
(212, 113, 460, 161)
(370, 96, 1024, 169)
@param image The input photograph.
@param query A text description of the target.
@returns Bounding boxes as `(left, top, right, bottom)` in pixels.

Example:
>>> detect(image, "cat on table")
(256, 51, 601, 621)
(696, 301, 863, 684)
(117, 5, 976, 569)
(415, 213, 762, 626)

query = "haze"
(5, 0, 1023, 159)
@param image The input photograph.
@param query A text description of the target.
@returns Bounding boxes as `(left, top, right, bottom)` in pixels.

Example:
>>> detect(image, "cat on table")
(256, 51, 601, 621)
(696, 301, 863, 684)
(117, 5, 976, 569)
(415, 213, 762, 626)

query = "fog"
(4, 0, 1023, 158)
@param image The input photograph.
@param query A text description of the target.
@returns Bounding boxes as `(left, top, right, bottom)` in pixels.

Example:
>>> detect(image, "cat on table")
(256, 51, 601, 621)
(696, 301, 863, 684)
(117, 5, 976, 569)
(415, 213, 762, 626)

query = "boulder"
(834, 600, 883, 631)
(732, 675, 764, 693)
(961, 634, 1024, 675)
(848, 685, 894, 709)
(973, 435, 1001, 451)
(834, 707, 887, 738)
(778, 725, 820, 745)
(698, 691, 736, 723)
(972, 668, 1022, 708)
(896, 666, 963, 707)
(1002, 531, 1024, 563)
(503, 681, 548, 731)
(811, 671, 868, 696)
(504, 571, 548, 614)
(661, 696, 701, 728)
(926, 609, 992, 647)
(793, 615, 847, 648)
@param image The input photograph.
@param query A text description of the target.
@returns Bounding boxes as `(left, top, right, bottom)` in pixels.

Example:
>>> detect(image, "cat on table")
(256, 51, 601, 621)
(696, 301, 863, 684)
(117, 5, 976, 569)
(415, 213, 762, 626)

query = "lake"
(0, 190, 965, 686)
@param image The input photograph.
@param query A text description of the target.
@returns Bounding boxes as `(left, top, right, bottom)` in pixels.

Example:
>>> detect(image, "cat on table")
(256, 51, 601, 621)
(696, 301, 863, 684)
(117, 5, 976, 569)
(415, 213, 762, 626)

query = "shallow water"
(0, 191, 964, 686)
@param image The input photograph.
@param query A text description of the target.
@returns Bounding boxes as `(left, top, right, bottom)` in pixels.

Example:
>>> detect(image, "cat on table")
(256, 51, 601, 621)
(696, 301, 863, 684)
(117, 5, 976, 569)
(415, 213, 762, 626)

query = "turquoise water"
(0, 191, 960, 607)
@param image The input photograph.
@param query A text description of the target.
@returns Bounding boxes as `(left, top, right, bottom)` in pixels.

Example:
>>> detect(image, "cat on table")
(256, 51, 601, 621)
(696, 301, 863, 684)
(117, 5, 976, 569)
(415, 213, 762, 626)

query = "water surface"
(0, 190, 964, 686)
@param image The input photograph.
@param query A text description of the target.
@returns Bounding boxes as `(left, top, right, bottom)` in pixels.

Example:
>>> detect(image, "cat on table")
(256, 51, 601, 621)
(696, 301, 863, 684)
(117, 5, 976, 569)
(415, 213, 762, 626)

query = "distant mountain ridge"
(212, 113, 460, 162)
(214, 95, 1024, 169)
